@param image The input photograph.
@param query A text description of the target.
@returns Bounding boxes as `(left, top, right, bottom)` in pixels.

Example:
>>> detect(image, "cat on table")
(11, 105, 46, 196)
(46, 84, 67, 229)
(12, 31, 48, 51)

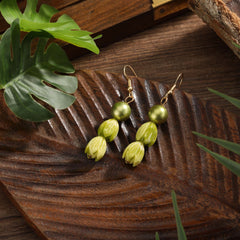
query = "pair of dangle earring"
(85, 66, 183, 166)
(122, 72, 183, 167)
(85, 65, 137, 161)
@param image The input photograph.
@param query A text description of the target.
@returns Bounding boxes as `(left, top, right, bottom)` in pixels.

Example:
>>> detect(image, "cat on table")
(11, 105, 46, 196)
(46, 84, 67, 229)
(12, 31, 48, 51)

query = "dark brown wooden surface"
(0, 10, 240, 240)
(0, 0, 152, 33)
(0, 67, 240, 240)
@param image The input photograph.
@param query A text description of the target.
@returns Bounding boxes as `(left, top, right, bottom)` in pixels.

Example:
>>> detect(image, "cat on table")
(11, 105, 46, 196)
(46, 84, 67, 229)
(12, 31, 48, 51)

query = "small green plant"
(0, 0, 99, 53)
(171, 190, 187, 240)
(194, 88, 240, 177)
(0, 0, 99, 122)
(155, 190, 187, 240)
(155, 89, 240, 240)
(0, 19, 77, 121)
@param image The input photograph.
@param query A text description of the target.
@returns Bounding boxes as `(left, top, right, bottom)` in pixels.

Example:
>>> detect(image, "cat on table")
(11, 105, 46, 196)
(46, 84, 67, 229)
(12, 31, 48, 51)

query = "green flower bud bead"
(111, 102, 131, 121)
(85, 136, 107, 161)
(97, 118, 119, 142)
(148, 104, 168, 124)
(136, 121, 158, 146)
(122, 141, 145, 167)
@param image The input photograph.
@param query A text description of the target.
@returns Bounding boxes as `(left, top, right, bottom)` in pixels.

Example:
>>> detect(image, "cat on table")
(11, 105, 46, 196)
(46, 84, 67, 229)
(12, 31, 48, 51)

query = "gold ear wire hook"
(160, 73, 183, 105)
(123, 65, 137, 104)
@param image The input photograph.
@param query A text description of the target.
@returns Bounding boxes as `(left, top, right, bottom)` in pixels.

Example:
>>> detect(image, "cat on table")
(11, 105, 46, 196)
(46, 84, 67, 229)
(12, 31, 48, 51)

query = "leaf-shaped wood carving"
(0, 70, 239, 240)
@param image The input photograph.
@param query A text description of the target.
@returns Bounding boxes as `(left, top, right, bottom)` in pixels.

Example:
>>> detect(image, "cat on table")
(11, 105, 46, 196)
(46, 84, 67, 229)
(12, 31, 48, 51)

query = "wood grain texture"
(153, 0, 188, 21)
(0, 187, 40, 240)
(1, 11, 240, 240)
(0, 68, 240, 240)
(58, 0, 153, 59)
(0, 0, 152, 34)
(225, 0, 240, 17)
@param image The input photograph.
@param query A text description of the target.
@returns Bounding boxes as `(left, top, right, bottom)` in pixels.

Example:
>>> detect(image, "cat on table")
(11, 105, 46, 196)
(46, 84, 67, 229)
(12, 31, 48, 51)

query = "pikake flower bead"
(85, 136, 107, 161)
(136, 121, 158, 146)
(122, 141, 145, 167)
(97, 118, 119, 142)
(85, 65, 138, 162)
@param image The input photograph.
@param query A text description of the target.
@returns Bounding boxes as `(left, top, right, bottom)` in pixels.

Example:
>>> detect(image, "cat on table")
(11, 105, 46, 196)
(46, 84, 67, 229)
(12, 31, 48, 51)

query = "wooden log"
(188, 0, 240, 59)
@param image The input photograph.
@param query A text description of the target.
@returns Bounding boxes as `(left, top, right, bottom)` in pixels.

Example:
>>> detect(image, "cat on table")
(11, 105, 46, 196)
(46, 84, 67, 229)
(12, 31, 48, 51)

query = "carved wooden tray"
(0, 70, 239, 240)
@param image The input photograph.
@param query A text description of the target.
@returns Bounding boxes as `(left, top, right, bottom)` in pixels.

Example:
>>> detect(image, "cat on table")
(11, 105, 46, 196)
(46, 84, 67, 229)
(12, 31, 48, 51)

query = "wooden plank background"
(0, 0, 188, 59)
(73, 11, 240, 116)
(0, 9, 240, 240)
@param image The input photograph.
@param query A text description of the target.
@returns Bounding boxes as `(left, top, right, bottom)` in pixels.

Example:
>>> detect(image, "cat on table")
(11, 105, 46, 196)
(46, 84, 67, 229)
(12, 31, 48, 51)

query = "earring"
(85, 65, 137, 161)
(122, 73, 183, 167)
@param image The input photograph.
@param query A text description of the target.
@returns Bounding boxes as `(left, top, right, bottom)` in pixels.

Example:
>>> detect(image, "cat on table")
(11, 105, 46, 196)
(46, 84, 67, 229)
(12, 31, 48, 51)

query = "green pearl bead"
(111, 102, 131, 121)
(148, 105, 168, 124)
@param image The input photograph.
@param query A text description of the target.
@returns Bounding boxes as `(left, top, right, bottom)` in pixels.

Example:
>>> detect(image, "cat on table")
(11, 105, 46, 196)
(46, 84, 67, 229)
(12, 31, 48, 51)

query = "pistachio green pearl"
(148, 105, 168, 124)
(111, 102, 131, 121)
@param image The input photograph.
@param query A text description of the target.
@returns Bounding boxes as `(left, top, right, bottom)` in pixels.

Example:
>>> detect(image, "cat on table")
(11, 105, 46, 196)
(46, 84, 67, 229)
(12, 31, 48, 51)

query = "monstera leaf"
(0, 19, 78, 122)
(0, 0, 99, 54)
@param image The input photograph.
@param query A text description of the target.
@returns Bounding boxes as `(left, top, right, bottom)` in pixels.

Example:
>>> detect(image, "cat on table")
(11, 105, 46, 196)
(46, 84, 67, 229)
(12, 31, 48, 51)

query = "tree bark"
(188, 0, 240, 59)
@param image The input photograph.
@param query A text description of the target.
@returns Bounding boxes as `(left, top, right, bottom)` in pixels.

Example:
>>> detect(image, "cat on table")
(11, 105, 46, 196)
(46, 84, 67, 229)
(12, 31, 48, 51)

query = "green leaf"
(208, 88, 240, 109)
(193, 131, 240, 156)
(0, 0, 99, 54)
(0, 19, 78, 122)
(155, 232, 160, 240)
(171, 190, 187, 240)
(196, 143, 240, 177)
(233, 41, 240, 49)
